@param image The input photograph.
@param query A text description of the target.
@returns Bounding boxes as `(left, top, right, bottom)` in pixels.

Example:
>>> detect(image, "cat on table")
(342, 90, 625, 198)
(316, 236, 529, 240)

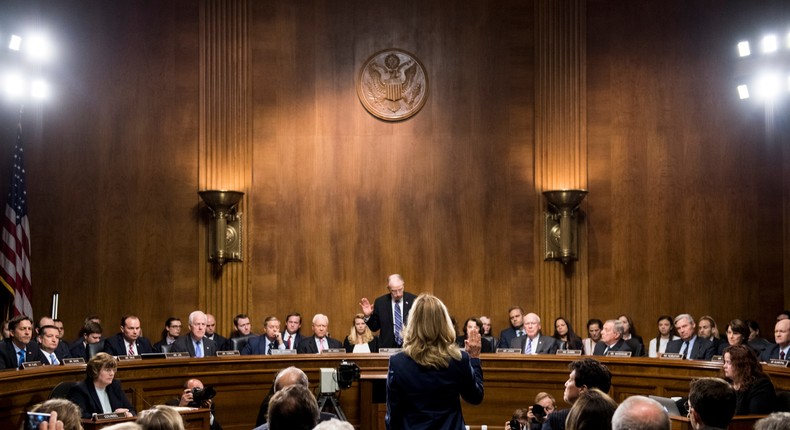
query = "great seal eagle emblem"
(357, 49, 428, 121)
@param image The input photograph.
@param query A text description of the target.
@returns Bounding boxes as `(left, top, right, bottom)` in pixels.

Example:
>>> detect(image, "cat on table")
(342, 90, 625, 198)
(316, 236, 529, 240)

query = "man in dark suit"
(763, 319, 790, 361)
(281, 312, 304, 350)
(205, 314, 229, 351)
(254, 366, 337, 428)
(359, 273, 417, 348)
(511, 313, 558, 354)
(0, 315, 45, 369)
(69, 321, 103, 360)
(31, 316, 71, 359)
(170, 311, 218, 357)
(542, 358, 612, 430)
(593, 320, 633, 356)
(37, 325, 70, 365)
(103, 315, 155, 356)
(498, 306, 526, 349)
(242, 316, 286, 355)
(665, 314, 716, 360)
(296, 314, 342, 354)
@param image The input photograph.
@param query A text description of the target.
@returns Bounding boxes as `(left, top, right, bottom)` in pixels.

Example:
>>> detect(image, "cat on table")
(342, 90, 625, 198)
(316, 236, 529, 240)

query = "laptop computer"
(649, 395, 682, 416)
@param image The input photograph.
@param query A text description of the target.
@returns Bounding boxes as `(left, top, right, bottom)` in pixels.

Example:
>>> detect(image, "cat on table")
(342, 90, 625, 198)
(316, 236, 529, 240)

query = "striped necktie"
(525, 338, 533, 354)
(394, 301, 403, 345)
(50, 353, 59, 365)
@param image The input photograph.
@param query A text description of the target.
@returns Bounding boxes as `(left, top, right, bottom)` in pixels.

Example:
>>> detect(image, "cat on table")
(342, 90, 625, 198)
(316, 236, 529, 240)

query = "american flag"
(0, 123, 32, 318)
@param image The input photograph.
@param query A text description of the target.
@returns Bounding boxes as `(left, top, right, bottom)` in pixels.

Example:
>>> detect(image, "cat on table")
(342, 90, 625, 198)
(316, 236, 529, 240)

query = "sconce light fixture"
(198, 190, 244, 267)
(543, 189, 588, 264)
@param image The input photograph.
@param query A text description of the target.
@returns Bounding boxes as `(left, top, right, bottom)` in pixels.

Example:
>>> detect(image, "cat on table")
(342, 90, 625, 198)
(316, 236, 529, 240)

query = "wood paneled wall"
(0, 0, 787, 344)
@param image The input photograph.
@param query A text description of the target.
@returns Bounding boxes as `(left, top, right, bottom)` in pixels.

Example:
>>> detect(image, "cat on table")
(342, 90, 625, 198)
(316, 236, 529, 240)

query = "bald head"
(612, 396, 670, 430)
(274, 366, 309, 391)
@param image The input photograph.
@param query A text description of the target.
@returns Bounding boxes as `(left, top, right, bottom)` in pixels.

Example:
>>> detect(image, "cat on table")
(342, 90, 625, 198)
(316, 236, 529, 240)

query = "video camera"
(190, 386, 216, 406)
(336, 360, 360, 389)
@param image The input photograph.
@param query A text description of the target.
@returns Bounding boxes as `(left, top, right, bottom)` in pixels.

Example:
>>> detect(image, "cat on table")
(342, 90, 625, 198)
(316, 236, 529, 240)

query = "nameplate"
(768, 359, 789, 367)
(710, 355, 723, 362)
(496, 348, 521, 354)
(93, 413, 123, 421)
(21, 361, 43, 369)
(322, 348, 345, 354)
(606, 351, 632, 357)
(556, 349, 582, 356)
(378, 348, 402, 355)
(660, 353, 684, 360)
(216, 350, 239, 356)
(270, 349, 296, 355)
(165, 352, 190, 358)
(63, 357, 85, 365)
(117, 355, 141, 361)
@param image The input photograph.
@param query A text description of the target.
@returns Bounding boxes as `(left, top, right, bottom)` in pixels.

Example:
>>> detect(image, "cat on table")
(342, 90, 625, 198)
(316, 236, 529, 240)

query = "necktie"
(267, 341, 273, 355)
(680, 341, 689, 357)
(287, 335, 292, 349)
(320, 338, 327, 352)
(525, 338, 533, 354)
(394, 300, 403, 345)
(50, 353, 59, 365)
(17, 350, 25, 367)
(604, 346, 609, 355)
(781, 351, 786, 360)
(195, 340, 203, 358)
(128, 343, 135, 356)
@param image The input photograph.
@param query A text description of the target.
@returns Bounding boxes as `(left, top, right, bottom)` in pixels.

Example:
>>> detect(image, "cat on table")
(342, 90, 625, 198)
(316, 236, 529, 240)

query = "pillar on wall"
(533, 0, 589, 331)
(198, 0, 253, 336)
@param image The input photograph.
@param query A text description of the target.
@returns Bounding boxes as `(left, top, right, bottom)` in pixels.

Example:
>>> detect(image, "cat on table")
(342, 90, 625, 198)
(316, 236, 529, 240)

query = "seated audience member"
(296, 314, 342, 354)
(505, 392, 556, 430)
(723, 344, 776, 414)
(153, 318, 181, 352)
(754, 412, 790, 430)
(553, 317, 583, 351)
(242, 316, 286, 355)
(104, 315, 155, 356)
(170, 311, 217, 357)
(665, 314, 716, 360)
(67, 352, 135, 419)
(565, 388, 618, 430)
(455, 317, 493, 353)
(137, 405, 184, 430)
(543, 358, 612, 430)
(648, 315, 679, 358)
(169, 378, 221, 430)
(507, 408, 530, 430)
(611, 396, 670, 430)
(617, 314, 644, 356)
(747, 319, 775, 358)
(697, 315, 722, 354)
(343, 313, 379, 353)
(70, 322, 103, 360)
(266, 385, 320, 430)
(53, 319, 65, 339)
(30, 398, 84, 430)
(205, 314, 228, 351)
(1, 319, 10, 339)
(777, 311, 790, 321)
(0, 315, 44, 369)
(313, 419, 354, 430)
(72, 315, 102, 343)
(498, 306, 526, 349)
(684, 377, 736, 430)
(593, 320, 632, 356)
(39, 324, 70, 364)
(582, 319, 602, 355)
(763, 318, 790, 361)
(254, 366, 336, 428)
(718, 319, 752, 355)
(479, 315, 497, 347)
(512, 313, 558, 354)
(33, 316, 71, 359)
(231, 313, 253, 338)
(100, 424, 142, 430)
(281, 313, 303, 350)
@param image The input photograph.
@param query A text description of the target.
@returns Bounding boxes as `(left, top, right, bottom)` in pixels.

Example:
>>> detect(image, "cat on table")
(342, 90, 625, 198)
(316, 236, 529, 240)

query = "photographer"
(505, 392, 555, 430)
(175, 379, 221, 430)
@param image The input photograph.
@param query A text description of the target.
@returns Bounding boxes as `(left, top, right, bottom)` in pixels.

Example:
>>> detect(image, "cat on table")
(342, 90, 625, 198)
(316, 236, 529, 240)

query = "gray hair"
(754, 412, 790, 430)
(313, 419, 355, 430)
(274, 366, 309, 391)
(606, 319, 624, 336)
(612, 396, 670, 430)
(674, 313, 695, 326)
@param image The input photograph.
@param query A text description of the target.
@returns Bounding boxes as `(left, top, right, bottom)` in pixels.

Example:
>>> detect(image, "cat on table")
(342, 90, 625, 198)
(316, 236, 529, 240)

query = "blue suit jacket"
(68, 377, 136, 418)
(386, 350, 484, 430)
(241, 335, 283, 355)
(102, 333, 155, 356)
(0, 339, 45, 369)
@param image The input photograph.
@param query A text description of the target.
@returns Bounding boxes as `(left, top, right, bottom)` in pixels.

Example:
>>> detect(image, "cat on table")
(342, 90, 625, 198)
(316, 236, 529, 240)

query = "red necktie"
(128, 343, 135, 355)
(781, 351, 786, 360)
(287, 335, 292, 349)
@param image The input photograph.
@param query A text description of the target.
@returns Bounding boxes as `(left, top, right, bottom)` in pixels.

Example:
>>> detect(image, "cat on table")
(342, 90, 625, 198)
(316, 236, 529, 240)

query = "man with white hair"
(763, 319, 790, 361)
(612, 396, 670, 430)
(511, 313, 558, 354)
(170, 310, 217, 357)
(296, 314, 342, 354)
(665, 314, 715, 360)
(593, 320, 632, 355)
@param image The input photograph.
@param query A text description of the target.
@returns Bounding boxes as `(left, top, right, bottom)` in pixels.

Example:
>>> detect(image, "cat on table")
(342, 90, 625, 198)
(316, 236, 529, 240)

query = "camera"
(26, 412, 50, 430)
(191, 386, 216, 405)
(531, 403, 546, 421)
(509, 417, 522, 430)
(336, 360, 360, 389)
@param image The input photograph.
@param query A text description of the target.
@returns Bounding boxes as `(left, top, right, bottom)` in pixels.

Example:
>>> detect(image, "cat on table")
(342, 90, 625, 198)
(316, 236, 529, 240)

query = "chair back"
(231, 335, 254, 351)
(50, 381, 77, 399)
(87, 340, 105, 360)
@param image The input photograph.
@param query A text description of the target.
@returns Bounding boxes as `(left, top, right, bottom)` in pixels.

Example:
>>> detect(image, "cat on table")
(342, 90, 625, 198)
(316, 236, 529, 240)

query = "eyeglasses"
(684, 401, 692, 417)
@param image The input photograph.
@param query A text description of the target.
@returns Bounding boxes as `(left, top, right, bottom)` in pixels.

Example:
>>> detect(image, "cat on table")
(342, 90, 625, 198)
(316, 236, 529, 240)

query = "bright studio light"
(737, 85, 750, 100)
(737, 41, 751, 57)
(762, 35, 778, 54)
(9, 35, 22, 51)
(755, 73, 781, 100)
(30, 79, 49, 99)
(25, 33, 53, 62)
(2, 72, 25, 99)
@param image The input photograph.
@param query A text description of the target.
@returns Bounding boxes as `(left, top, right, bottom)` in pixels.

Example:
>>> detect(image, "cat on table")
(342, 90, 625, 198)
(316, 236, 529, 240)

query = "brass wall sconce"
(198, 190, 244, 267)
(543, 189, 588, 264)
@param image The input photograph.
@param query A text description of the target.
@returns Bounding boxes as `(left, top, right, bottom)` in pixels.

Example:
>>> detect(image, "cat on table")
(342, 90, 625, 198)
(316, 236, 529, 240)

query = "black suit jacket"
(665, 336, 715, 360)
(0, 339, 45, 369)
(296, 335, 342, 354)
(103, 333, 155, 356)
(67, 377, 136, 419)
(365, 291, 417, 348)
(40, 348, 71, 365)
(344, 336, 379, 353)
(497, 327, 520, 349)
(240, 335, 284, 355)
(169, 335, 217, 357)
(511, 334, 559, 355)
(455, 336, 493, 353)
(762, 343, 790, 361)
(593, 338, 632, 355)
(281, 331, 304, 350)
(206, 333, 229, 351)
(69, 341, 88, 361)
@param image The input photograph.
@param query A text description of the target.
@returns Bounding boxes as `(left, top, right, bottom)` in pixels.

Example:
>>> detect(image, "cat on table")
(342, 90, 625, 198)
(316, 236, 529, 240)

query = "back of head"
(754, 412, 790, 430)
(101, 424, 142, 430)
(402, 294, 461, 369)
(612, 396, 670, 430)
(565, 388, 618, 430)
(688, 377, 736, 429)
(313, 418, 355, 430)
(137, 405, 184, 430)
(569, 358, 612, 392)
(274, 366, 309, 391)
(267, 384, 319, 430)
(30, 399, 84, 430)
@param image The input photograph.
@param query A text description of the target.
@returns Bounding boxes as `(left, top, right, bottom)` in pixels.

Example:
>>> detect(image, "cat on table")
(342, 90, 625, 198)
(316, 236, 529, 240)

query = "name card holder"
(660, 353, 684, 360)
(93, 413, 124, 421)
(496, 348, 521, 354)
(117, 355, 141, 361)
(768, 358, 789, 367)
(63, 357, 85, 365)
(166, 352, 190, 359)
(606, 351, 632, 357)
(216, 350, 240, 357)
(378, 348, 402, 355)
(556, 349, 582, 356)
(21, 361, 43, 369)
(322, 348, 346, 354)
(710, 355, 723, 362)
(270, 349, 296, 355)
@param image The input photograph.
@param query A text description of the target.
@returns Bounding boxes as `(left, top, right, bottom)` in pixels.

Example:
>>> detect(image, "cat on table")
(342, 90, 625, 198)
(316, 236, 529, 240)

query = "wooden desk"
(80, 408, 210, 430)
(0, 354, 787, 430)
(669, 414, 766, 430)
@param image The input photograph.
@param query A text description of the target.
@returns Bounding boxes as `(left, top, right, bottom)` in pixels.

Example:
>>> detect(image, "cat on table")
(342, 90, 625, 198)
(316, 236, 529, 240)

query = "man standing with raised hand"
(359, 274, 417, 348)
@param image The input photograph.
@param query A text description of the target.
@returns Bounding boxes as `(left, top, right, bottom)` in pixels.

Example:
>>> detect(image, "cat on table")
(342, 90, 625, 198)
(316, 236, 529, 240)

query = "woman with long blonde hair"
(386, 294, 483, 429)
(343, 313, 379, 353)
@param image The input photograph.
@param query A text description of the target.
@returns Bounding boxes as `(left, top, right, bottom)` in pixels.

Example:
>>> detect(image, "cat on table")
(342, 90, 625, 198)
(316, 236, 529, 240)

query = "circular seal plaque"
(356, 49, 428, 121)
